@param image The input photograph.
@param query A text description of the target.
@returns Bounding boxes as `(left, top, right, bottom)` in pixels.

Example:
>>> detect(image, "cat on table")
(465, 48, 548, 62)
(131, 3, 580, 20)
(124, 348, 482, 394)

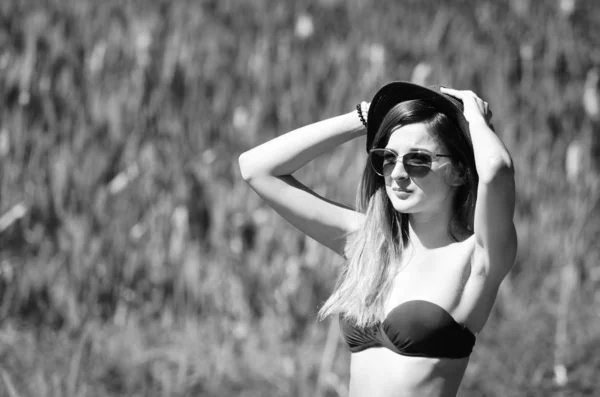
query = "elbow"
(238, 150, 271, 181)
(239, 149, 283, 181)
(238, 151, 254, 181)
(478, 155, 514, 184)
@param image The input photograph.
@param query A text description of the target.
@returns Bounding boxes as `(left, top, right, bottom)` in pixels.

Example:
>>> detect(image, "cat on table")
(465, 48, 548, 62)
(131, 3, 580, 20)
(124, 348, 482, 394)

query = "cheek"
(413, 175, 454, 202)
(436, 164, 460, 186)
(412, 175, 440, 191)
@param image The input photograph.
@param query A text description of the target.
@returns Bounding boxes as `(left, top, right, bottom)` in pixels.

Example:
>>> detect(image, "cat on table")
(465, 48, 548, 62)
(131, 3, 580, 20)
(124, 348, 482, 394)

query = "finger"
(439, 87, 464, 98)
(472, 97, 486, 114)
(441, 87, 480, 105)
(466, 90, 482, 100)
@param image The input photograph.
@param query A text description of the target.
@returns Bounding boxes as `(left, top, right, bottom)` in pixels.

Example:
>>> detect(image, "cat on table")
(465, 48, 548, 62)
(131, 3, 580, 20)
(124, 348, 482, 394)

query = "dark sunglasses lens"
(370, 151, 435, 178)
(369, 150, 389, 175)
(403, 153, 433, 178)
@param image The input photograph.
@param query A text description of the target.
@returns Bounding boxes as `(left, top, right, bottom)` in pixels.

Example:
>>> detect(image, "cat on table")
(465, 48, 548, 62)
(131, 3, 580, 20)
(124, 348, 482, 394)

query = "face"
(381, 123, 461, 217)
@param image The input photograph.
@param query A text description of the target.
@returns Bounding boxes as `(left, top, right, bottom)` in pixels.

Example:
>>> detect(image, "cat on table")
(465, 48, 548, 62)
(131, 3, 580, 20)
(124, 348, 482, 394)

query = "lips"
(392, 187, 412, 193)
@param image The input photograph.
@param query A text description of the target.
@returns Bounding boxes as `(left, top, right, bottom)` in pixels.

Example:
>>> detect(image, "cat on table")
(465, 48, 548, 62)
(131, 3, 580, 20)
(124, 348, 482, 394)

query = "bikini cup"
(339, 300, 476, 359)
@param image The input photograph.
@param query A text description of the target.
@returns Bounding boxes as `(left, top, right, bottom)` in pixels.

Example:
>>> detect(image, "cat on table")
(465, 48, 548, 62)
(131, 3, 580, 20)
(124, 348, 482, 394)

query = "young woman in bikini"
(238, 81, 517, 397)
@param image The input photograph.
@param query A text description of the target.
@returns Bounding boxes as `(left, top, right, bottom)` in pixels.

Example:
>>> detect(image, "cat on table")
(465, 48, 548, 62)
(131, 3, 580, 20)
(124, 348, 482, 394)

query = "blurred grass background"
(0, 0, 599, 396)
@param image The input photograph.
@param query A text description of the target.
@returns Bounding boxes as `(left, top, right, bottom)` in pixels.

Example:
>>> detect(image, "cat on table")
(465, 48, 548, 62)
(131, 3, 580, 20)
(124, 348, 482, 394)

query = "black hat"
(366, 81, 470, 152)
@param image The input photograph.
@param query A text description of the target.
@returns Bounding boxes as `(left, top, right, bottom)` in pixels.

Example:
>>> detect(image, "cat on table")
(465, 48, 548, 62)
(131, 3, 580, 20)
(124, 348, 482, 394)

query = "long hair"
(318, 99, 479, 327)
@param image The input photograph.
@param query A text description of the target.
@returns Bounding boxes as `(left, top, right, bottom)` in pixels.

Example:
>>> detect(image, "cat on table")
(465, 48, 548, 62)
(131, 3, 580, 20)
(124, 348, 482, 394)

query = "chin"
(386, 195, 421, 214)
(385, 186, 452, 216)
(391, 203, 420, 214)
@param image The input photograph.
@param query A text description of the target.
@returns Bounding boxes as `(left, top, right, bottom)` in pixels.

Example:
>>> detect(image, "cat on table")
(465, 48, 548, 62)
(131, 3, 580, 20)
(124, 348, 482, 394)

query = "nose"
(389, 160, 409, 180)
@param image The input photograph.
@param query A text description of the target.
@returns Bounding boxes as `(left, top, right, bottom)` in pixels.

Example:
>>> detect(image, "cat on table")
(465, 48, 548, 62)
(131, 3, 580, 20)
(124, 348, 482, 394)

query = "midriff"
(349, 347, 469, 397)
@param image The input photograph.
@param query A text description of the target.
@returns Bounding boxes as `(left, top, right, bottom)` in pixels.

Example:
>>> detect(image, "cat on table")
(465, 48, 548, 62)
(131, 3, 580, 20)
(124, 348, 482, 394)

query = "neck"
(407, 209, 455, 251)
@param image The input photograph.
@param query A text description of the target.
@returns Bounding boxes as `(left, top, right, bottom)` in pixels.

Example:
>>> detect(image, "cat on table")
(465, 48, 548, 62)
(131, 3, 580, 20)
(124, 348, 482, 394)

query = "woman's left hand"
(440, 87, 494, 131)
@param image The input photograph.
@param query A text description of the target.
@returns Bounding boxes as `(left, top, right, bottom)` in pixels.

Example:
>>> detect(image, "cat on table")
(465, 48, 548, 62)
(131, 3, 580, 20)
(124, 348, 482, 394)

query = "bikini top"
(339, 300, 476, 359)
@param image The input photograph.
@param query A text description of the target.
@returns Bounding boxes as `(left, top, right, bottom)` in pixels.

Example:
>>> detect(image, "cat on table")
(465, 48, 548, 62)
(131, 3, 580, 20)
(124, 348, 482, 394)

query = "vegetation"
(0, 0, 599, 396)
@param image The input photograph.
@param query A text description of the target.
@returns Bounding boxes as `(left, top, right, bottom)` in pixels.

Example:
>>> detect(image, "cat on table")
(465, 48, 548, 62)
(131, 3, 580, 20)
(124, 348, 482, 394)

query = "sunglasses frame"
(369, 148, 452, 178)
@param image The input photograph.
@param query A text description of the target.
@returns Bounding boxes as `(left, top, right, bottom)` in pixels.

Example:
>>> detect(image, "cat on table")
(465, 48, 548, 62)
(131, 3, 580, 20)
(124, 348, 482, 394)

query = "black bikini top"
(339, 300, 476, 359)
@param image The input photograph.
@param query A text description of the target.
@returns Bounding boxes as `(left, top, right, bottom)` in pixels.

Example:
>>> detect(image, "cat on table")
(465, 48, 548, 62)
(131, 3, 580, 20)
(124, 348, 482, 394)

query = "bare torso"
(349, 351, 469, 397)
(348, 235, 501, 397)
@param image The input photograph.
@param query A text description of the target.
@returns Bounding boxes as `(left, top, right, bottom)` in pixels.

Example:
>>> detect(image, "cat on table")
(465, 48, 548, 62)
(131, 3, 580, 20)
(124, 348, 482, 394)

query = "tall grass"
(0, 0, 599, 396)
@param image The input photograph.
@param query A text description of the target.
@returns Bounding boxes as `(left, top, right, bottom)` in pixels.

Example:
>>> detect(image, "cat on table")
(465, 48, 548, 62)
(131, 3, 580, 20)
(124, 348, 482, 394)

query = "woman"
(238, 81, 517, 397)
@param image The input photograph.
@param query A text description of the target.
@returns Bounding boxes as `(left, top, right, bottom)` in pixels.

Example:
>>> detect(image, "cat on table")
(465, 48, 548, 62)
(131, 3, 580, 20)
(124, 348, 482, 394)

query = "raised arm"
(238, 109, 366, 257)
(440, 88, 517, 278)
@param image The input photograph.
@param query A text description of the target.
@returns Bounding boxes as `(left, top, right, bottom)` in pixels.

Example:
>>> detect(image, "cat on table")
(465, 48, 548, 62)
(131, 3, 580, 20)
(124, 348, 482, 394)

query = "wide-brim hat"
(366, 81, 470, 152)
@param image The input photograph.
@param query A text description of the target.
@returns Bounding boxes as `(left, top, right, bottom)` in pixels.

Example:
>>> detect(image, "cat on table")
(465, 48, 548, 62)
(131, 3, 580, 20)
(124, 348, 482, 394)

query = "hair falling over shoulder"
(318, 171, 408, 328)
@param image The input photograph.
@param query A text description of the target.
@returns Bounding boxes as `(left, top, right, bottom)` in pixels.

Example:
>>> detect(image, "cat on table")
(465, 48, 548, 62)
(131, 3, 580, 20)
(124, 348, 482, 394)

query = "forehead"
(385, 122, 442, 152)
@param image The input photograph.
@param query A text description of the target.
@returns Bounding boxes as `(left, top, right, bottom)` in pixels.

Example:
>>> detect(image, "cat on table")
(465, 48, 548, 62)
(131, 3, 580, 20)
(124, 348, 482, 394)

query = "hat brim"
(366, 81, 470, 152)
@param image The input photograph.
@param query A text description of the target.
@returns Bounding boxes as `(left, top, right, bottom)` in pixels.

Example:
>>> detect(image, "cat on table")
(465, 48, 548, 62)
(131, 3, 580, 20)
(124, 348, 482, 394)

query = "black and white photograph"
(0, 1, 599, 396)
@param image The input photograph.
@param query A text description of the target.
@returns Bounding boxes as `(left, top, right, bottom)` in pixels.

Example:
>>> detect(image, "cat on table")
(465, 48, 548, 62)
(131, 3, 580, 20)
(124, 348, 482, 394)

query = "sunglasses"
(369, 148, 451, 178)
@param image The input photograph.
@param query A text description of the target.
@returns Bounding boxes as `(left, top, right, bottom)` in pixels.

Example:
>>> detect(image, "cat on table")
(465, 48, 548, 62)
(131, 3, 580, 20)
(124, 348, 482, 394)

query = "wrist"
(337, 110, 366, 136)
(354, 101, 370, 129)
(355, 103, 367, 127)
(467, 117, 492, 131)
